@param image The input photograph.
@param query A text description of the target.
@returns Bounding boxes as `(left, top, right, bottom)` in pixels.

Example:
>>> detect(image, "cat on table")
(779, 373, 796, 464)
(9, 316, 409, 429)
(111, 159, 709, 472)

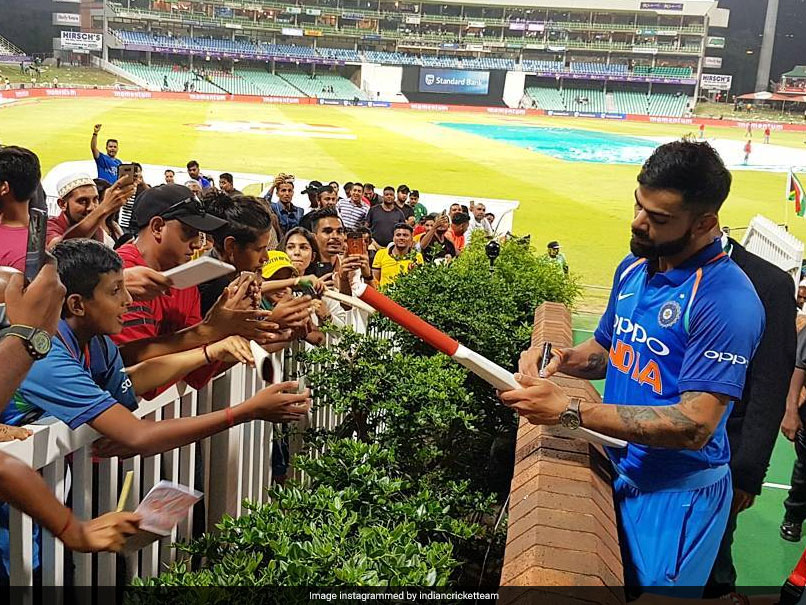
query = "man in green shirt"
(408, 189, 428, 223)
(543, 240, 568, 274)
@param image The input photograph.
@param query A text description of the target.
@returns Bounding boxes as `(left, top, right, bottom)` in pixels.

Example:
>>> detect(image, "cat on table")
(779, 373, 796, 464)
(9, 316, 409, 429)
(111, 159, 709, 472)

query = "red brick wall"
(500, 303, 625, 603)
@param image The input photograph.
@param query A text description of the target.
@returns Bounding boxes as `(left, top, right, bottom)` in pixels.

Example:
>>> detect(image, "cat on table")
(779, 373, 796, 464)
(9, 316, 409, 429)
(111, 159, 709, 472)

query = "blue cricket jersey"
(593, 238, 764, 491)
(0, 320, 137, 576)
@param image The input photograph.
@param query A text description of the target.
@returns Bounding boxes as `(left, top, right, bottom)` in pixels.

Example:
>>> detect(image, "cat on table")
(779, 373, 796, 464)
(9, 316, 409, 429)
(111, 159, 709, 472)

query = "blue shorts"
(614, 468, 731, 595)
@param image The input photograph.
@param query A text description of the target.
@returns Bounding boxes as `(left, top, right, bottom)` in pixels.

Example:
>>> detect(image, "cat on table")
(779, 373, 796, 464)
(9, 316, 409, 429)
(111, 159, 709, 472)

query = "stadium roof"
(738, 91, 806, 102)
(783, 66, 806, 79)
(433, 0, 722, 17)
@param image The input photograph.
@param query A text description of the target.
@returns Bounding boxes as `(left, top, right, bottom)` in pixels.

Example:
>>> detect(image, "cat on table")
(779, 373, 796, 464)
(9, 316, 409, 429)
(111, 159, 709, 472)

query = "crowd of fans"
(0, 123, 577, 582)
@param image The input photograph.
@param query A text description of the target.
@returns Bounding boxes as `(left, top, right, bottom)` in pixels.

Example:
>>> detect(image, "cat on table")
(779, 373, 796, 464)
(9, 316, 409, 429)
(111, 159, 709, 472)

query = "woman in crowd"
(280, 227, 350, 327)
(201, 193, 313, 339)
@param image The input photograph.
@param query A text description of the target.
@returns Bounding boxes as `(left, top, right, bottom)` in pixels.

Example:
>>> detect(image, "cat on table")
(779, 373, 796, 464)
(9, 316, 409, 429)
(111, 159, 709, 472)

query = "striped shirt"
(337, 199, 368, 231)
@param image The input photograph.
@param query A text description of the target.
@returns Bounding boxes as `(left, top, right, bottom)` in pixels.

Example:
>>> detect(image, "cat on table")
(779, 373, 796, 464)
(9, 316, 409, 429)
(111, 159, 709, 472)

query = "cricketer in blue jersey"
(502, 140, 764, 594)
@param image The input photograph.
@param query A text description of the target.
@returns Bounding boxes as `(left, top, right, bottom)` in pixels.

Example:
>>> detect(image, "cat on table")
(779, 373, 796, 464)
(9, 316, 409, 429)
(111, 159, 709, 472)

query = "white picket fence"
(0, 309, 373, 588)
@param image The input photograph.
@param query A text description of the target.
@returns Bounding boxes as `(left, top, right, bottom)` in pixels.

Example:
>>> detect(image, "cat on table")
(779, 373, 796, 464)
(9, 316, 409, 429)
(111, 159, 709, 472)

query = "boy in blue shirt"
(502, 140, 764, 594)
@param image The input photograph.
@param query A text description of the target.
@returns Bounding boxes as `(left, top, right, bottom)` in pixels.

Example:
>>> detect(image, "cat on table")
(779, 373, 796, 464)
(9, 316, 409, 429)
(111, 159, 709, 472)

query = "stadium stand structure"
(112, 60, 366, 99)
(0, 34, 29, 62)
(105, 0, 716, 115)
(525, 83, 688, 117)
(112, 29, 699, 81)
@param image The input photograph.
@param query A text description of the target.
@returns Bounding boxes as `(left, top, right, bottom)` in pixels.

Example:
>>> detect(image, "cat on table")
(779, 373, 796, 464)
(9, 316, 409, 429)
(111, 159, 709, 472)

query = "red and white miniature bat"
(351, 283, 626, 448)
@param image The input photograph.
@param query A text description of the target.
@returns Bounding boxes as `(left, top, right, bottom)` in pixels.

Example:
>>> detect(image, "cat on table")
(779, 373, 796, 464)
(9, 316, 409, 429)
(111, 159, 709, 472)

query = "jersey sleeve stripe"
(618, 258, 647, 283)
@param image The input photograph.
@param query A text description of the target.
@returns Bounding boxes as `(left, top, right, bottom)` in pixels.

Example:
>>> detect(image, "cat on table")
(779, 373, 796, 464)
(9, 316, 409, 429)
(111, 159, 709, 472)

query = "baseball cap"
(301, 180, 323, 195)
(262, 251, 299, 280)
(131, 184, 227, 232)
(57, 173, 96, 199)
(547, 241, 561, 249)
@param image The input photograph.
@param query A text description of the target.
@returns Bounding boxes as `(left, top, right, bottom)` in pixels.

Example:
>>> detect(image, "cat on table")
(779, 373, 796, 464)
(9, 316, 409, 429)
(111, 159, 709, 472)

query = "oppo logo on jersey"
(613, 316, 671, 356)
(704, 350, 748, 365)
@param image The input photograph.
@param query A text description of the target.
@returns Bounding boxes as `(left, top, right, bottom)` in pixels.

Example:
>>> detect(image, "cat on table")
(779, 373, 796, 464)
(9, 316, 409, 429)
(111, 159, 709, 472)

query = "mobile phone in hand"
(25, 208, 48, 283)
(117, 163, 139, 181)
(346, 232, 366, 257)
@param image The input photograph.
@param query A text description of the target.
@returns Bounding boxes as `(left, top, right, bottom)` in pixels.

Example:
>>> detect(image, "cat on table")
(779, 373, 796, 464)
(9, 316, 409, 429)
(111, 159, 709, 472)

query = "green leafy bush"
(372, 236, 580, 495)
(134, 441, 489, 590)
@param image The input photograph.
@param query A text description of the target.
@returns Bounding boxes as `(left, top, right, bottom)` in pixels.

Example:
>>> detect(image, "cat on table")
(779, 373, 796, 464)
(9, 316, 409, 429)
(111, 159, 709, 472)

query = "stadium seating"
(562, 87, 606, 113)
(112, 61, 227, 93)
(524, 85, 565, 111)
(647, 93, 688, 116)
(521, 60, 564, 72)
(235, 70, 306, 96)
(611, 89, 649, 115)
(570, 62, 628, 75)
(279, 72, 368, 100)
(363, 51, 419, 65)
(633, 65, 692, 78)
(316, 47, 362, 62)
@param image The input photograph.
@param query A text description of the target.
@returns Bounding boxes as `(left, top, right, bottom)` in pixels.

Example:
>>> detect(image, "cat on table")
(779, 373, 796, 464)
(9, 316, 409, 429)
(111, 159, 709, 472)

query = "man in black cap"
(301, 180, 323, 210)
(110, 185, 278, 386)
(543, 241, 568, 274)
(300, 185, 337, 232)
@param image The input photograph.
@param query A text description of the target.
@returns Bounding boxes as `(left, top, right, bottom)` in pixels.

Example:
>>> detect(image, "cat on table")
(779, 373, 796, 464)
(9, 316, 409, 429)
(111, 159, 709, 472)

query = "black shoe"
(781, 520, 803, 542)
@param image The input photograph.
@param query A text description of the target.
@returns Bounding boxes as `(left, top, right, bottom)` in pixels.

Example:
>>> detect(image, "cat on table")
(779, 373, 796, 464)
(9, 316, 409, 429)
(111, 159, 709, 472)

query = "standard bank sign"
(418, 68, 490, 95)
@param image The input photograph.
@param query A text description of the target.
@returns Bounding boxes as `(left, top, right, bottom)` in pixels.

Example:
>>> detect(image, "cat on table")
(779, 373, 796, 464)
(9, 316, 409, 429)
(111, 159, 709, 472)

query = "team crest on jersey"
(658, 301, 681, 328)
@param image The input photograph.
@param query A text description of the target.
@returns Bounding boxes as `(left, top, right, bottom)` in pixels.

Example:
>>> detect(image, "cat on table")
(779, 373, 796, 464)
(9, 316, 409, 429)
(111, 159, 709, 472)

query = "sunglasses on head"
(160, 196, 205, 221)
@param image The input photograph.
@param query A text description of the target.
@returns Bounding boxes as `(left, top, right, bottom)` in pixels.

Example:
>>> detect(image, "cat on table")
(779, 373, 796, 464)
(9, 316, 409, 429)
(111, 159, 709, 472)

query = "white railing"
(0, 309, 371, 587)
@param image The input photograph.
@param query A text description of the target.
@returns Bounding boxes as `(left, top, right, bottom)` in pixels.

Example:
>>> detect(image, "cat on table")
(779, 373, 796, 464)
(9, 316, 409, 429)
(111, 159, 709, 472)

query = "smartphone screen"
(25, 208, 48, 283)
(346, 233, 366, 257)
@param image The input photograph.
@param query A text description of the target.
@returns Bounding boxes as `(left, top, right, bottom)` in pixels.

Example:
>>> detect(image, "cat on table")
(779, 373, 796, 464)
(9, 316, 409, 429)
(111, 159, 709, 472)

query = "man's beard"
(66, 208, 84, 226)
(630, 228, 692, 260)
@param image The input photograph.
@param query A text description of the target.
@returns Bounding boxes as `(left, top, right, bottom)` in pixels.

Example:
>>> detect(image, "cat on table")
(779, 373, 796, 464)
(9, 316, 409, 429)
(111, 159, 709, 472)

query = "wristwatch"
(559, 397, 583, 430)
(0, 325, 52, 361)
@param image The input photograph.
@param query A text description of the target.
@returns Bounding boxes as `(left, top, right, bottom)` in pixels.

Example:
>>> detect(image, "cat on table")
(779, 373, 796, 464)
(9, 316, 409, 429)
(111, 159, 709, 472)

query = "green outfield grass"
(2, 96, 804, 304)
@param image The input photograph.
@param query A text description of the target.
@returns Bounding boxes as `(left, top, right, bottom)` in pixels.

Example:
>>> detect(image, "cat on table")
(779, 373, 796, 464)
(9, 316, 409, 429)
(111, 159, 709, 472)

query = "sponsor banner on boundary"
(5, 88, 806, 132)
(262, 96, 301, 104)
(112, 90, 153, 99)
(318, 98, 352, 106)
(356, 100, 391, 108)
(410, 103, 450, 112)
(486, 107, 526, 116)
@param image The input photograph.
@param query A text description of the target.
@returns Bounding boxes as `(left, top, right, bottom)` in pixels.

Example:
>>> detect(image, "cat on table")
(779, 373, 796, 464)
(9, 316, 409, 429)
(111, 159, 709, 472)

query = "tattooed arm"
(519, 337, 609, 381)
(500, 378, 730, 450)
(581, 391, 730, 449)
